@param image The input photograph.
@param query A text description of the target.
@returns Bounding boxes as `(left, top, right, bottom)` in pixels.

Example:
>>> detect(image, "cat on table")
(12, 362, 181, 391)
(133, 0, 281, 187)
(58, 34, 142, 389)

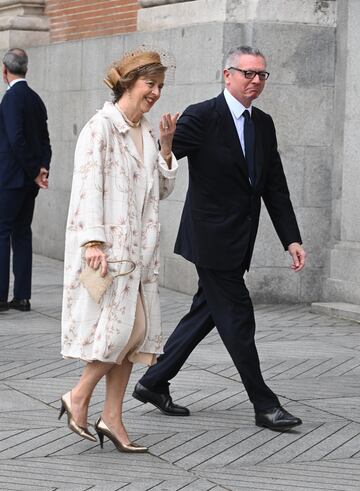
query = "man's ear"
(223, 68, 230, 86)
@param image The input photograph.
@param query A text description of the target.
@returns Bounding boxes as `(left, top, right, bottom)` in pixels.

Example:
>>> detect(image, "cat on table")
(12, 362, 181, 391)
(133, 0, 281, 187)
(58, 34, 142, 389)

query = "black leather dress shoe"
(8, 299, 31, 312)
(132, 382, 190, 416)
(255, 406, 302, 431)
(0, 301, 9, 312)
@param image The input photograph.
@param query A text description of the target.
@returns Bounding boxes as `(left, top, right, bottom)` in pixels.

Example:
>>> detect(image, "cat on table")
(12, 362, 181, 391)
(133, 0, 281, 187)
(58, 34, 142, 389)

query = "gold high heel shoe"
(94, 417, 148, 453)
(58, 392, 97, 442)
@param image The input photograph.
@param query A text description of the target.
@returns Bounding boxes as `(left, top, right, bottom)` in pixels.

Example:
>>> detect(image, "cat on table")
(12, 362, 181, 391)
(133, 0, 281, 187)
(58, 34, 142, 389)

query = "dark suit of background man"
(133, 46, 306, 431)
(0, 48, 51, 312)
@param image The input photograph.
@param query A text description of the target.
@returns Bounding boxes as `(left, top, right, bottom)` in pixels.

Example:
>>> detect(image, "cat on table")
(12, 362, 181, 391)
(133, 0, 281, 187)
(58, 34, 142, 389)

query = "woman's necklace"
(116, 104, 141, 128)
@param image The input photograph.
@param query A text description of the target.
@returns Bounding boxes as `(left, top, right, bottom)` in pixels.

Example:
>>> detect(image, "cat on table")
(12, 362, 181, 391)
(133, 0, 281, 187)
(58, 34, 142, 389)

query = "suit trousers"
(139, 264, 280, 412)
(0, 186, 37, 301)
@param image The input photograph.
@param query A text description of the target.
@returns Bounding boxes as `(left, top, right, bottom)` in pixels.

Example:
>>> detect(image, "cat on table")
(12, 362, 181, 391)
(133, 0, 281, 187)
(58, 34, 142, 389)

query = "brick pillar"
(45, 0, 139, 43)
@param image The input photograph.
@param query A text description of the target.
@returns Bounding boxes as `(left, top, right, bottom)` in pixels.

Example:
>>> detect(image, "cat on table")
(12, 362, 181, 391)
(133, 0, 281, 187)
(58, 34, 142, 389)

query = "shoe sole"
(132, 391, 190, 417)
(256, 421, 302, 431)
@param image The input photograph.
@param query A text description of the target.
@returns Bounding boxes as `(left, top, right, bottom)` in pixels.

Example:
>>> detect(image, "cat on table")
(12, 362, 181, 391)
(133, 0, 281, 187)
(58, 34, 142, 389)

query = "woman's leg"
(101, 358, 133, 444)
(70, 361, 113, 427)
(98, 290, 145, 443)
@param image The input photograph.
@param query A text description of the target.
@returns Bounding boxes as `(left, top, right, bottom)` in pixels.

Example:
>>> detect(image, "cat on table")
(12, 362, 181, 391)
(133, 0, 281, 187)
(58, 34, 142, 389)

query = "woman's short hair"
(104, 50, 167, 102)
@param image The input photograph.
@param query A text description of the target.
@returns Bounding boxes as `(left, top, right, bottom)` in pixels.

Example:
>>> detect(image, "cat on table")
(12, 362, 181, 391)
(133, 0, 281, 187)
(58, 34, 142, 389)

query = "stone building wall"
(2, 0, 359, 305)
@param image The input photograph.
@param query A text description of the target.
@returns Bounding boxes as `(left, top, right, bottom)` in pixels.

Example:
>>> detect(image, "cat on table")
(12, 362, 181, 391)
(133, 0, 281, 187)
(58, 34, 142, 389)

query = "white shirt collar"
(8, 78, 26, 89)
(223, 88, 252, 119)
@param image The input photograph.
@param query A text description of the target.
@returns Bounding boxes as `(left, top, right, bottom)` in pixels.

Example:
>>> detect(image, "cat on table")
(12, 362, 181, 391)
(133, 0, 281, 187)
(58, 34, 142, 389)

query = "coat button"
(247, 215, 252, 221)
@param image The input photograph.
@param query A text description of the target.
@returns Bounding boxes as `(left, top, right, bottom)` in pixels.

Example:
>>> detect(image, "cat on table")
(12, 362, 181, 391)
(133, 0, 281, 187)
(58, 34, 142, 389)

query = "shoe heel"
(97, 431, 104, 448)
(58, 400, 66, 420)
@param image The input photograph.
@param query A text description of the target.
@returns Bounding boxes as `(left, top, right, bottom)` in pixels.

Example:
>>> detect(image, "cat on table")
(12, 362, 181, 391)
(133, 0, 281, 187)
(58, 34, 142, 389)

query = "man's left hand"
(34, 167, 49, 189)
(288, 242, 305, 272)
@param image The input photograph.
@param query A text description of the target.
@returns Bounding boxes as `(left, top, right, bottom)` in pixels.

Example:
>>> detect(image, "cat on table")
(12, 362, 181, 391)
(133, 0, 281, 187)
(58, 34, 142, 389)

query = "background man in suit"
(133, 46, 306, 430)
(0, 48, 51, 312)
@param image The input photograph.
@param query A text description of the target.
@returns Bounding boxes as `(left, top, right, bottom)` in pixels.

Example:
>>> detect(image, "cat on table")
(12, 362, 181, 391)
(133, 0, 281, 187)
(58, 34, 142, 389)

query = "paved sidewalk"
(1, 255, 360, 490)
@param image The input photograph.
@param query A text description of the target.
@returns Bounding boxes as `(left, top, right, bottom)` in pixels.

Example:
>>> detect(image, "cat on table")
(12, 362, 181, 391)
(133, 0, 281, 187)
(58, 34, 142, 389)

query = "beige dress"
(116, 124, 156, 366)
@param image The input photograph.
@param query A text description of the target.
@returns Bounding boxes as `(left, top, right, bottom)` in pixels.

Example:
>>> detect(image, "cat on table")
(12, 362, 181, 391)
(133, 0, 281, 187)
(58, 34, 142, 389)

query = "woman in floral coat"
(60, 48, 178, 452)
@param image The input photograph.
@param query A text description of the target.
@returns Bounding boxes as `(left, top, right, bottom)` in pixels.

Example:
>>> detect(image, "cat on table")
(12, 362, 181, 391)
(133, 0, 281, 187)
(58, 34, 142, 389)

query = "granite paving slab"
(0, 255, 360, 490)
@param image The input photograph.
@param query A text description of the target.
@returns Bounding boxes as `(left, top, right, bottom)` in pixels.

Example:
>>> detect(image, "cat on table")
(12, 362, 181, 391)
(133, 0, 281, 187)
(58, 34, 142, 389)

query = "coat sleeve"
(2, 90, 42, 180)
(172, 104, 206, 159)
(262, 115, 302, 250)
(40, 101, 51, 170)
(68, 117, 108, 247)
(158, 152, 178, 200)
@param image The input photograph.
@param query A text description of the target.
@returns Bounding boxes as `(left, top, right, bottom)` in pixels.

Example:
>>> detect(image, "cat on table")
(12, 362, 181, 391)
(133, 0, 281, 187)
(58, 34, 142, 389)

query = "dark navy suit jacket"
(173, 92, 302, 271)
(0, 80, 51, 189)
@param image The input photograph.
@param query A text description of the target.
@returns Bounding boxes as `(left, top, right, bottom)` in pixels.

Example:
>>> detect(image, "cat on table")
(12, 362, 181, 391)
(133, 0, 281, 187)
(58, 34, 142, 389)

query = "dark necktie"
(243, 109, 255, 185)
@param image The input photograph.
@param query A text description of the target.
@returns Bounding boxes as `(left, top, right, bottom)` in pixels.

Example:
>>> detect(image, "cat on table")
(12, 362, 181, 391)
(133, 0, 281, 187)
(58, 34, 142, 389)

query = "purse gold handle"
(107, 259, 136, 277)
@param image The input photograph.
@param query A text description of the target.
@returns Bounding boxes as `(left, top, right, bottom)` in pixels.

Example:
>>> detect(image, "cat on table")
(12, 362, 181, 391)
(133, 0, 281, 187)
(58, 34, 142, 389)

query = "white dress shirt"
(7, 78, 26, 90)
(223, 88, 252, 156)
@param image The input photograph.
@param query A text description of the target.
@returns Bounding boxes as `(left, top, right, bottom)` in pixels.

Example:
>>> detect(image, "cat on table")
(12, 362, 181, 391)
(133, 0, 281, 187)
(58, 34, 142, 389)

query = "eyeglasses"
(228, 67, 270, 81)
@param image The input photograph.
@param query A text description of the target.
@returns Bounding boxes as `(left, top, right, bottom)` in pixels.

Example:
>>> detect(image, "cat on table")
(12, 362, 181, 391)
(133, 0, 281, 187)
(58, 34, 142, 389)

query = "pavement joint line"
(221, 429, 285, 467)
(256, 422, 332, 465)
(201, 366, 250, 386)
(321, 429, 360, 460)
(287, 421, 351, 463)
(156, 429, 209, 457)
(195, 392, 245, 412)
(170, 428, 237, 464)
(2, 381, 59, 411)
(314, 357, 357, 378)
(340, 361, 360, 376)
(296, 394, 360, 422)
(286, 359, 337, 379)
(186, 427, 266, 470)
(267, 358, 312, 380)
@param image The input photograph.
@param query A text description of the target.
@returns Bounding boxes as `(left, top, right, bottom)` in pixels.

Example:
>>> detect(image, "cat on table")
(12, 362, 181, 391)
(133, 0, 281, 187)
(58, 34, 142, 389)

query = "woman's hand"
(85, 245, 108, 277)
(159, 112, 179, 164)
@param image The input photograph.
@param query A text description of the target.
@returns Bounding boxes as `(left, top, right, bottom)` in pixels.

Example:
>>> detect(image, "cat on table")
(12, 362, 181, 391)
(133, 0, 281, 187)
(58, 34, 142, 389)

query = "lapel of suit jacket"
(215, 93, 251, 184)
(252, 107, 264, 187)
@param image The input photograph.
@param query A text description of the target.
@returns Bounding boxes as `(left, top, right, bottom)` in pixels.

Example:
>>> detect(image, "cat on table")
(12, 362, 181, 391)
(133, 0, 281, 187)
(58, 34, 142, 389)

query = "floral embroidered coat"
(61, 101, 178, 363)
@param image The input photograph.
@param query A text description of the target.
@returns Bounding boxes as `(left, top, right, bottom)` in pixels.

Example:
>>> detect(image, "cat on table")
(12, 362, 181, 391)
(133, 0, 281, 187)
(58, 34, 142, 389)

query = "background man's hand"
(34, 167, 48, 189)
(288, 242, 306, 272)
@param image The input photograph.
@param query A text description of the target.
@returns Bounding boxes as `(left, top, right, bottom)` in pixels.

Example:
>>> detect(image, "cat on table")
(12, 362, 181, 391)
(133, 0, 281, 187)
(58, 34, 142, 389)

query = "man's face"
(224, 54, 267, 107)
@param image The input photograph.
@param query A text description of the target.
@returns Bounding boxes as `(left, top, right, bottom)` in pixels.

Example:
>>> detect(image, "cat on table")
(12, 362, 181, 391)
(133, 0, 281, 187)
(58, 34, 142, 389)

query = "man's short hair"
(2, 48, 28, 76)
(224, 46, 265, 69)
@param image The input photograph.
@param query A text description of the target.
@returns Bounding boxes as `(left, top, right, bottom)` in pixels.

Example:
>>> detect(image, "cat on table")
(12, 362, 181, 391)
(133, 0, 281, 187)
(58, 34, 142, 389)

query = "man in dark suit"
(0, 48, 51, 312)
(133, 46, 306, 430)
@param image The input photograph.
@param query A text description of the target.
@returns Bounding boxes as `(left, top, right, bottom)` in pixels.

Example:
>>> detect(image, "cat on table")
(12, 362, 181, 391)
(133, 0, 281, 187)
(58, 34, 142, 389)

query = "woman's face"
(126, 72, 165, 114)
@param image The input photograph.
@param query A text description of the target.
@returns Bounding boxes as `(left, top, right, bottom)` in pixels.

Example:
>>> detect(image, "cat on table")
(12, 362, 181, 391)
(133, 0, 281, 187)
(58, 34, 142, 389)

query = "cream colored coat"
(61, 101, 178, 363)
